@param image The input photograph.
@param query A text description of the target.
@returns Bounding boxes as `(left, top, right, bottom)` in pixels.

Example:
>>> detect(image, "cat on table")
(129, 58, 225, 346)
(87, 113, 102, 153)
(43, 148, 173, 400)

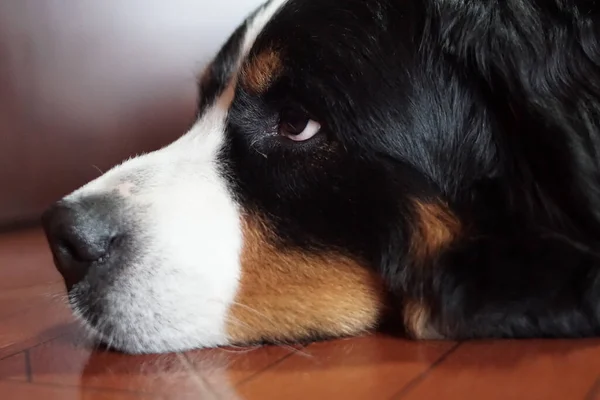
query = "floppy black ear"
(412, 231, 600, 340)
(428, 0, 600, 232)
(392, 1, 600, 340)
(385, 185, 600, 341)
(392, 187, 600, 341)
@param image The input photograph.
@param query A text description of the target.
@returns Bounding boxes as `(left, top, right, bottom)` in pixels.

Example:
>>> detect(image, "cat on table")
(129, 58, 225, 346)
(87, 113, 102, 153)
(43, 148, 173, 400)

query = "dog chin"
(68, 292, 232, 354)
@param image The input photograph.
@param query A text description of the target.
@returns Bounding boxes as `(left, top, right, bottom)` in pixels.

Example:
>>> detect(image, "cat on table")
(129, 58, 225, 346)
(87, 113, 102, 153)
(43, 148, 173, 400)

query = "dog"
(42, 0, 600, 354)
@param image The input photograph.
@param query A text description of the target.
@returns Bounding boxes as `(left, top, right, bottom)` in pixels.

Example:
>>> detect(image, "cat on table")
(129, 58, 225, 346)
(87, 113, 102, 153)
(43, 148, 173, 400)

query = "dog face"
(42, 0, 502, 353)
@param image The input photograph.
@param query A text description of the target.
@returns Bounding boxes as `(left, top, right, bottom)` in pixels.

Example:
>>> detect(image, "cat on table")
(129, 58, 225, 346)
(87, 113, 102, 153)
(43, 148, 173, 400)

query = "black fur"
(197, 20, 247, 115)
(212, 0, 600, 339)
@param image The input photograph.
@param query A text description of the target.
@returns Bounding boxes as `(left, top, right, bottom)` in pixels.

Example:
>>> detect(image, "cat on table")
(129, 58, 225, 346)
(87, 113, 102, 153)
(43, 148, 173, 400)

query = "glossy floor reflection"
(1, 228, 600, 399)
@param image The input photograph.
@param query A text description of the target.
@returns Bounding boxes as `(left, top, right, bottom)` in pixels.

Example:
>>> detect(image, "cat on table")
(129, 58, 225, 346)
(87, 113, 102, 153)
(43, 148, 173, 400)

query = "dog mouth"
(63, 273, 229, 355)
(67, 295, 153, 354)
(64, 279, 150, 353)
(67, 284, 118, 344)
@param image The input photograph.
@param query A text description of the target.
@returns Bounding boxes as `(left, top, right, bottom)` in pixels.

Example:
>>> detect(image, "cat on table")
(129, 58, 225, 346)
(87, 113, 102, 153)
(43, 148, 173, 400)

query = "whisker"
(249, 138, 268, 158)
(223, 306, 312, 357)
(91, 164, 104, 176)
(229, 301, 277, 323)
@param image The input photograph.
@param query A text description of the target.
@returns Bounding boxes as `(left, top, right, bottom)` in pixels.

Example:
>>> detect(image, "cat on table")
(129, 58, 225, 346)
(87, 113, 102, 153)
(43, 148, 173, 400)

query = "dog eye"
(278, 109, 321, 142)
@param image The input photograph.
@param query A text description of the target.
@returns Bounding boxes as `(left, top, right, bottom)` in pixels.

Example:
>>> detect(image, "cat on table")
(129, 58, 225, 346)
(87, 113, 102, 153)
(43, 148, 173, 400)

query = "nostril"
(55, 237, 80, 260)
(55, 230, 113, 263)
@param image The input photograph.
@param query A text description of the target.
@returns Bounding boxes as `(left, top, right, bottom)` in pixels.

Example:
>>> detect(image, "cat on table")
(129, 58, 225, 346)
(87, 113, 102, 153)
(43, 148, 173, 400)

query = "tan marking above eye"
(240, 49, 283, 94)
(226, 215, 385, 345)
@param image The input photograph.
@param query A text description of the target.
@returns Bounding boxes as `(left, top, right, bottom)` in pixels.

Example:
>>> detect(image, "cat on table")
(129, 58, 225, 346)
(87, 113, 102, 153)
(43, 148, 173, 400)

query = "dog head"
(41, 0, 501, 353)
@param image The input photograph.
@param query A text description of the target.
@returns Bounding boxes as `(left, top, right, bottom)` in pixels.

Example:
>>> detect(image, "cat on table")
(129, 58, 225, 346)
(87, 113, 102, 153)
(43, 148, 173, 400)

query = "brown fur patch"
(403, 300, 444, 340)
(226, 215, 385, 345)
(240, 50, 282, 93)
(410, 199, 462, 262)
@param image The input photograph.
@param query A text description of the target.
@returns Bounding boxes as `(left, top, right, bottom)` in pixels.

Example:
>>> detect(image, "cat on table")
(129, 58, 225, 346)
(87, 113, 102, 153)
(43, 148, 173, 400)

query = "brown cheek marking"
(409, 199, 462, 263)
(403, 300, 444, 340)
(240, 50, 282, 94)
(226, 216, 385, 345)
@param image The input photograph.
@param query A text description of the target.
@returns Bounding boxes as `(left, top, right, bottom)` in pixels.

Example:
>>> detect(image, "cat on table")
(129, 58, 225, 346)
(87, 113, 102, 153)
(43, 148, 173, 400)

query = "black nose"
(42, 199, 119, 289)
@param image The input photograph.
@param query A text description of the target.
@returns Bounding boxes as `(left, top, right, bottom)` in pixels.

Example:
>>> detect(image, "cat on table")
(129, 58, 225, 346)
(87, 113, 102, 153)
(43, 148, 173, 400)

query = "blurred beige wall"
(0, 0, 264, 227)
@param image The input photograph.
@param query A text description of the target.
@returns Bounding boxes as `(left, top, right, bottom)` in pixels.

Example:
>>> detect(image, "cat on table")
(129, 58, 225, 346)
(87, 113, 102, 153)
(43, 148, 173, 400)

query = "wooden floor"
(2, 229, 600, 399)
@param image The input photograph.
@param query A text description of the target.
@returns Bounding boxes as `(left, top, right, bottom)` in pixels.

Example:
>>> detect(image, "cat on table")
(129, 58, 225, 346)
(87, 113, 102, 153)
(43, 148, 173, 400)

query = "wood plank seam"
(585, 377, 600, 400)
(0, 331, 70, 362)
(390, 342, 463, 400)
(24, 350, 32, 383)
